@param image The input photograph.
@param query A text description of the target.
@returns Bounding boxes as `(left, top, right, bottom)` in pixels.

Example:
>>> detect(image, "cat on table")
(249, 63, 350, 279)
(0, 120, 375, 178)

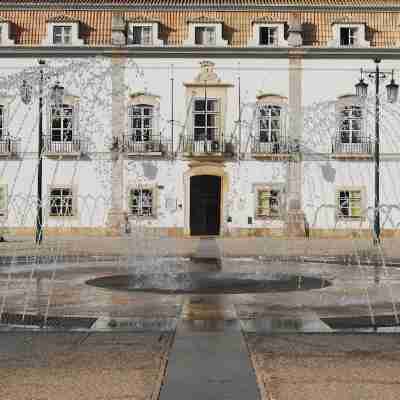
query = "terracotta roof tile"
(0, 0, 400, 6)
(46, 14, 80, 23)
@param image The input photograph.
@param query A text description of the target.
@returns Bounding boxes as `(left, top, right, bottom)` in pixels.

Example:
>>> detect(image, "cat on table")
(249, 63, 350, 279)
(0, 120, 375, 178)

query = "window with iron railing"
(256, 189, 281, 218)
(49, 187, 74, 217)
(51, 104, 73, 142)
(337, 190, 362, 218)
(193, 98, 219, 141)
(128, 188, 154, 217)
(129, 104, 153, 141)
(259, 105, 281, 142)
(333, 105, 371, 154)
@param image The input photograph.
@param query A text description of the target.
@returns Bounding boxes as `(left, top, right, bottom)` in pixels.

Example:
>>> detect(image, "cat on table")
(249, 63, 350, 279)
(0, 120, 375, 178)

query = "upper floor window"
(42, 17, 84, 46)
(260, 27, 276, 46)
(127, 22, 163, 46)
(53, 25, 72, 45)
(248, 22, 288, 47)
(339, 105, 362, 143)
(184, 19, 227, 46)
(258, 105, 281, 142)
(51, 105, 74, 142)
(328, 23, 370, 48)
(195, 26, 216, 45)
(340, 27, 357, 46)
(333, 97, 371, 155)
(129, 104, 153, 141)
(193, 98, 219, 141)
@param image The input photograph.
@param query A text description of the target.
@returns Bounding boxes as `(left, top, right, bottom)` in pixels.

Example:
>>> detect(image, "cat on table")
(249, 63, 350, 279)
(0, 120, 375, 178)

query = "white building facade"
(0, 1, 400, 238)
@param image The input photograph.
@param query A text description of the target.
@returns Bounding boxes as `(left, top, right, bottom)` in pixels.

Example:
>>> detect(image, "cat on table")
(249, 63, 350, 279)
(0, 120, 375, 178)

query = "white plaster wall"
(3, 56, 400, 232)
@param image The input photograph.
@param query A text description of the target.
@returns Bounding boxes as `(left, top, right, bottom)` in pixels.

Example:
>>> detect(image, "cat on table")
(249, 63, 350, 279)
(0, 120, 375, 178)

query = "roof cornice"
(1, 46, 400, 58)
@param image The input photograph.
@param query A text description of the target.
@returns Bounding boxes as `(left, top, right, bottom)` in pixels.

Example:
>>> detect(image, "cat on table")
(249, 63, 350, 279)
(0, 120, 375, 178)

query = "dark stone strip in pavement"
(159, 319, 260, 400)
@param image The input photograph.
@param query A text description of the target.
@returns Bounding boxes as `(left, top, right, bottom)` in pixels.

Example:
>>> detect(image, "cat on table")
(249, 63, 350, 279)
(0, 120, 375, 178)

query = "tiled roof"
(0, 0, 399, 5)
(0, 9, 399, 46)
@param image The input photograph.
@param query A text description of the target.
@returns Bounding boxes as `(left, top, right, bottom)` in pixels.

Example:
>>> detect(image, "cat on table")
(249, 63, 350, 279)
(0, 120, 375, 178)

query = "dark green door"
(190, 175, 221, 236)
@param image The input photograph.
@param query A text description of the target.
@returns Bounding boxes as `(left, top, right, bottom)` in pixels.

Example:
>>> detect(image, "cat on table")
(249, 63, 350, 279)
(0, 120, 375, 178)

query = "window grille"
(337, 190, 362, 218)
(129, 188, 154, 216)
(49, 188, 74, 216)
(257, 189, 280, 217)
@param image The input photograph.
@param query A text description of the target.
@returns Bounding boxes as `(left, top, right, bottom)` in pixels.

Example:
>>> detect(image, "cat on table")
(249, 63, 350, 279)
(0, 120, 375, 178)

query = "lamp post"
(355, 58, 399, 245)
(20, 60, 64, 244)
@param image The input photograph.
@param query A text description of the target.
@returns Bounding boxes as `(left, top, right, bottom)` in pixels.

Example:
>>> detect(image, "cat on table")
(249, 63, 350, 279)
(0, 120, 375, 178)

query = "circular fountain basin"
(86, 272, 330, 294)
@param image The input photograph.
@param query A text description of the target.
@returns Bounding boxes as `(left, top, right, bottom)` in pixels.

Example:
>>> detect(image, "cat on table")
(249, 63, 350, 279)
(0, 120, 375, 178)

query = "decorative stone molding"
(42, 16, 84, 45)
(111, 14, 126, 46)
(248, 22, 288, 47)
(0, 19, 14, 46)
(328, 23, 370, 47)
(287, 13, 303, 47)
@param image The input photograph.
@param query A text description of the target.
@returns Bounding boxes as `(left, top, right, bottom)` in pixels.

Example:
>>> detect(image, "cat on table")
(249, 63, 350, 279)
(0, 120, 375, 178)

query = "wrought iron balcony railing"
(0, 138, 19, 156)
(251, 137, 290, 154)
(332, 137, 372, 155)
(121, 135, 170, 155)
(44, 136, 87, 155)
(181, 137, 234, 155)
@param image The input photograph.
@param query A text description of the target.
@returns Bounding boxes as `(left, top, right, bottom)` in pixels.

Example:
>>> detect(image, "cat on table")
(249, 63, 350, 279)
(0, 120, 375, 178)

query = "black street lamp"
(19, 60, 64, 244)
(355, 58, 398, 245)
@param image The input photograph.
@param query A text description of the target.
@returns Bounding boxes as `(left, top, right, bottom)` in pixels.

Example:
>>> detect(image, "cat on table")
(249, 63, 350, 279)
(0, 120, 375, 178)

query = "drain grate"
(1, 312, 97, 329)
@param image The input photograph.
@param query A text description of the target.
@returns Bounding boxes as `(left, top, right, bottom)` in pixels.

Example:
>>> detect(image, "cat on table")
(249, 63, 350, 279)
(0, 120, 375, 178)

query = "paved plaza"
(1, 236, 400, 399)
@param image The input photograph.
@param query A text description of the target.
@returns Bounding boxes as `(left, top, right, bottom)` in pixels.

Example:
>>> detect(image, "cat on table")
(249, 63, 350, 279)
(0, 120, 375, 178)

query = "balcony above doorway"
(180, 137, 235, 161)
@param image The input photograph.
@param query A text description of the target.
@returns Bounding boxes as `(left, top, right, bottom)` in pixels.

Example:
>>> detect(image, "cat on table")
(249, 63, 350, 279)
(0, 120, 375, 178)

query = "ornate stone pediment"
(195, 61, 220, 83)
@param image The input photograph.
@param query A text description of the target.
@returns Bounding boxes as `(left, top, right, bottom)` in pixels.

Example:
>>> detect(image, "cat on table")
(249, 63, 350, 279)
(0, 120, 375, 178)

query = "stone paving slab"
(246, 333, 400, 400)
(160, 320, 260, 400)
(0, 331, 173, 400)
(0, 236, 389, 258)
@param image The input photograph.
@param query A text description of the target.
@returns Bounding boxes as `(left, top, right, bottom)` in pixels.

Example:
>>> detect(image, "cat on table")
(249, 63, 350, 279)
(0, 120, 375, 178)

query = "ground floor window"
(256, 188, 280, 217)
(128, 188, 154, 217)
(49, 187, 74, 217)
(337, 189, 362, 218)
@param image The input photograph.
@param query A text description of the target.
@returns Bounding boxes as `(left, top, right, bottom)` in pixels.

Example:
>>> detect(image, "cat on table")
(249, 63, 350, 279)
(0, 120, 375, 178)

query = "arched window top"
(336, 94, 363, 110)
(256, 93, 288, 107)
(128, 92, 160, 107)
